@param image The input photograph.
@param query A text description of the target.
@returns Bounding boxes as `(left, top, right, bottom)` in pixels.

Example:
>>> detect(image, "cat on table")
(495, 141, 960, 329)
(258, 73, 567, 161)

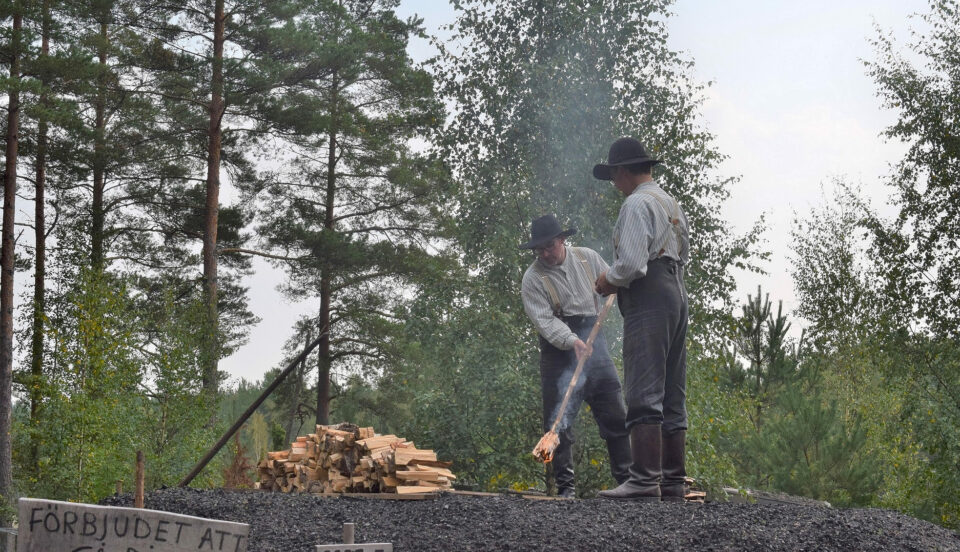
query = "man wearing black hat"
(520, 214, 632, 498)
(592, 137, 690, 502)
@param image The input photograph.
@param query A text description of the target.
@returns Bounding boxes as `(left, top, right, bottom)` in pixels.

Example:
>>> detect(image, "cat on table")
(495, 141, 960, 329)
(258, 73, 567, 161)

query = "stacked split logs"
(257, 423, 456, 495)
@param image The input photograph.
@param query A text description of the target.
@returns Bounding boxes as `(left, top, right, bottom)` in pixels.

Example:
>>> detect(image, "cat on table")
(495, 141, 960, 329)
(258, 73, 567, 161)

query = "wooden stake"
(134, 450, 145, 508)
(178, 328, 327, 487)
(115, 480, 123, 495)
(342, 523, 355, 544)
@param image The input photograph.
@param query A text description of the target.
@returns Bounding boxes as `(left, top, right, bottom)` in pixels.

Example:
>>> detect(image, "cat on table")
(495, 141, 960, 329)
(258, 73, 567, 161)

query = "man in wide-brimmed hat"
(592, 137, 691, 502)
(520, 214, 631, 498)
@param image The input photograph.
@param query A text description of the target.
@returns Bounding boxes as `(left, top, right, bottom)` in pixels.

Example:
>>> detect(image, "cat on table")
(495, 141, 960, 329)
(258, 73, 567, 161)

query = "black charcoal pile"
(102, 487, 960, 551)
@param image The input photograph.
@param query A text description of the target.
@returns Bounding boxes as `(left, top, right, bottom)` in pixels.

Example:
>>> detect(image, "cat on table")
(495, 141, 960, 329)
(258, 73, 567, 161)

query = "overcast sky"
(220, 0, 927, 383)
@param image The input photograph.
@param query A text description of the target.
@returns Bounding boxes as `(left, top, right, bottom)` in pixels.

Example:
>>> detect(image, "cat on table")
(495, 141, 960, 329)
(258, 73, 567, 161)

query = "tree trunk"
(0, 6, 22, 527)
(202, 0, 226, 395)
(91, 20, 107, 271)
(316, 72, 338, 427)
(317, 278, 331, 425)
(29, 0, 52, 477)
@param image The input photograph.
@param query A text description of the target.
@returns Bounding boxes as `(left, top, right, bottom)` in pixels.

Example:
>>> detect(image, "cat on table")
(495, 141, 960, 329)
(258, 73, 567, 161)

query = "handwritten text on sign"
(18, 498, 250, 552)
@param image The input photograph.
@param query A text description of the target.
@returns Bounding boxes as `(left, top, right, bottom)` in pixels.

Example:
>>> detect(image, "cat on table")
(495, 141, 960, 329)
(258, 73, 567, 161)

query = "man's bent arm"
(606, 199, 656, 287)
(521, 272, 578, 349)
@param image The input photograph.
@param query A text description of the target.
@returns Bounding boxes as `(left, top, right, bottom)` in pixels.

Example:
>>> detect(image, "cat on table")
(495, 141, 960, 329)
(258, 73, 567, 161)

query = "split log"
(395, 449, 437, 466)
(396, 485, 441, 495)
(395, 470, 442, 482)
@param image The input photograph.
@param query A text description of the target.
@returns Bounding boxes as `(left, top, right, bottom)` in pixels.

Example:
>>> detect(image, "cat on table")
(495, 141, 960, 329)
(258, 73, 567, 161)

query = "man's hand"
(595, 271, 618, 296)
(573, 338, 593, 361)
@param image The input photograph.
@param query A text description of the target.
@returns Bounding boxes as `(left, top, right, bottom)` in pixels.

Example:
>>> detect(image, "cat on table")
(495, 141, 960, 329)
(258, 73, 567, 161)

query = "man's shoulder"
(522, 261, 542, 282)
(623, 186, 673, 217)
(570, 246, 600, 258)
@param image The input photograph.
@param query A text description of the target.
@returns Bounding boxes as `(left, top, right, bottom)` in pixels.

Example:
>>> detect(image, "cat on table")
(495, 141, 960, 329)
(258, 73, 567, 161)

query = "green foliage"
(13, 269, 142, 502)
(790, 184, 882, 353)
(866, 0, 960, 339)
(248, 412, 269, 464)
(876, 337, 960, 528)
(270, 422, 287, 452)
(715, 281, 882, 506)
(684, 345, 749, 497)
(790, 182, 960, 524)
(720, 287, 808, 429)
(748, 384, 881, 506)
(135, 289, 221, 488)
(848, 0, 960, 527)
(394, 280, 545, 491)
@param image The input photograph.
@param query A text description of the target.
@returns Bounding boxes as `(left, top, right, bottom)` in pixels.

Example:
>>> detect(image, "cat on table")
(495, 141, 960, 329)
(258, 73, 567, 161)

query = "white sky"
(220, 0, 926, 383)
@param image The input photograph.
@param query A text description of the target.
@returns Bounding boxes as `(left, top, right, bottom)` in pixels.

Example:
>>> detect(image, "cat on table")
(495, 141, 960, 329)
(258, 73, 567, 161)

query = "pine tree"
(26, 0, 53, 481)
(251, 0, 448, 425)
(0, 0, 32, 522)
(128, 0, 329, 395)
(749, 385, 880, 506)
(725, 286, 804, 429)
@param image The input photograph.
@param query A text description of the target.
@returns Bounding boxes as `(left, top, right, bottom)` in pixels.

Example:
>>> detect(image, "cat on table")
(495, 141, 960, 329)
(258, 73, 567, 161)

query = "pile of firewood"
(257, 423, 455, 495)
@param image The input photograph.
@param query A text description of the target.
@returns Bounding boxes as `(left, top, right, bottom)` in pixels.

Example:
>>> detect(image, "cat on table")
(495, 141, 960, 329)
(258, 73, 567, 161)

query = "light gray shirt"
(607, 181, 690, 288)
(521, 246, 610, 350)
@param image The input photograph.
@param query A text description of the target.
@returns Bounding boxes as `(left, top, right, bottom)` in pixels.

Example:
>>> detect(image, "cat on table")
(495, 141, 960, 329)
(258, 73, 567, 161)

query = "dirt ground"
(102, 487, 960, 551)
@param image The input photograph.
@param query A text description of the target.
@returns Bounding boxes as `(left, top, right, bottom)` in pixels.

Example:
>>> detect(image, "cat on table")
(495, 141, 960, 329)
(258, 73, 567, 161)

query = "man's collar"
(628, 180, 658, 196)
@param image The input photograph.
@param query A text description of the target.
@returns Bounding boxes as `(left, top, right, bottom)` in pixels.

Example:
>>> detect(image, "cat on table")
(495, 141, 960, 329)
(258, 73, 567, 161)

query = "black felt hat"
(592, 137, 662, 180)
(519, 214, 577, 250)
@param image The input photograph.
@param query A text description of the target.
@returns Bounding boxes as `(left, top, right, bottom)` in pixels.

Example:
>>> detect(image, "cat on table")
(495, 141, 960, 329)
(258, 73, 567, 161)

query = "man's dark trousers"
(618, 257, 688, 434)
(539, 316, 632, 494)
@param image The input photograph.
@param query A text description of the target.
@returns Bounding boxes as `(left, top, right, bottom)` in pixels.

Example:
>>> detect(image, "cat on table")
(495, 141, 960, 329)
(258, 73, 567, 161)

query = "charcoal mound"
(102, 487, 960, 551)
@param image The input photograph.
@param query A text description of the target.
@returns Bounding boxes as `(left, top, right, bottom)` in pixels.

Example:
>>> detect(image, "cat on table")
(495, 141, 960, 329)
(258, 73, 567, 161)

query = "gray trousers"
(539, 316, 632, 491)
(618, 257, 688, 434)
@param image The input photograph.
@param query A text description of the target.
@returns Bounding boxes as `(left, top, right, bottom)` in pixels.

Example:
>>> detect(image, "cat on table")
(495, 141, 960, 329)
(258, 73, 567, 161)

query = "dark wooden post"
(134, 451, 145, 508)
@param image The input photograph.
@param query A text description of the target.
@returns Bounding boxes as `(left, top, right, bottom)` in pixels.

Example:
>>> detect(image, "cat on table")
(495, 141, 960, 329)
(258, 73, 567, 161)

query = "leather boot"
(660, 429, 686, 502)
(598, 424, 661, 501)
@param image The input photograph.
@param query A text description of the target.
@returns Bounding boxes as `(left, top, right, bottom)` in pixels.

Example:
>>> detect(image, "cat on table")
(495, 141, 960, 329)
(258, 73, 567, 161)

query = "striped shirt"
(606, 181, 690, 288)
(521, 246, 610, 350)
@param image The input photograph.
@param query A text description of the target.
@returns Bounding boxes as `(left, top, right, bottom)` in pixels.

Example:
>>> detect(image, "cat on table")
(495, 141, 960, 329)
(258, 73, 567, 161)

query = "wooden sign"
(18, 498, 250, 552)
(316, 545, 392, 552)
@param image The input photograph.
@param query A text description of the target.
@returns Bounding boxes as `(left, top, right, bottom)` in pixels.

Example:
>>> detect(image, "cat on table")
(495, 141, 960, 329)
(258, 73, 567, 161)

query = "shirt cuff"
(605, 266, 634, 288)
(560, 333, 579, 350)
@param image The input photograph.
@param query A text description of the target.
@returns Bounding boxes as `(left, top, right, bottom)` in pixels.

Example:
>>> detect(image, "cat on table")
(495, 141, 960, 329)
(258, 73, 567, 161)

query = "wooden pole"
(548, 294, 616, 435)
(178, 328, 328, 487)
(532, 295, 617, 464)
(134, 450, 144, 508)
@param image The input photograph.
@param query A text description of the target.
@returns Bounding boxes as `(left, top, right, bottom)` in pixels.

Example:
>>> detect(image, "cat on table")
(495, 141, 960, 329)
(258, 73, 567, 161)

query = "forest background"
(0, 0, 958, 532)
